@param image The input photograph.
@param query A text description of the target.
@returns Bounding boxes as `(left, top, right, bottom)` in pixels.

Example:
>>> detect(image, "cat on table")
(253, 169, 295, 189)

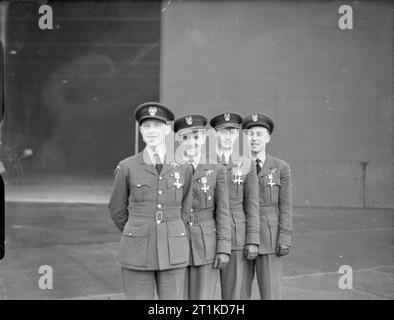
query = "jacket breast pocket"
(229, 178, 244, 200)
(260, 177, 281, 204)
(166, 179, 184, 204)
(201, 224, 216, 261)
(119, 224, 149, 266)
(269, 179, 281, 203)
(205, 184, 215, 208)
(130, 179, 152, 202)
(195, 180, 215, 209)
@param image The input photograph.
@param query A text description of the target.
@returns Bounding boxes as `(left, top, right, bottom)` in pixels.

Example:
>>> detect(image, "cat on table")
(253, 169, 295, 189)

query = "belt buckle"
(188, 213, 194, 226)
(156, 211, 163, 224)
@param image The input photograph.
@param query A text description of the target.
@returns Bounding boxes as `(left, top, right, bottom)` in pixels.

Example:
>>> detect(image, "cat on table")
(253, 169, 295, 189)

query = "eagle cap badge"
(148, 106, 157, 116)
(224, 113, 231, 121)
(252, 114, 258, 122)
(185, 116, 193, 125)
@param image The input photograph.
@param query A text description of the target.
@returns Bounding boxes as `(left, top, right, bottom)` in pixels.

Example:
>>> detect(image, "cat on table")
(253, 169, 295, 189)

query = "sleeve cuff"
(246, 232, 260, 246)
(278, 233, 291, 247)
(216, 239, 232, 255)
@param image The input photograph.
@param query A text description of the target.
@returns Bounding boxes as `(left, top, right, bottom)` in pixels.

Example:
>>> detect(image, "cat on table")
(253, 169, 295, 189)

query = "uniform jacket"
(108, 149, 193, 271)
(181, 159, 231, 266)
(221, 156, 260, 250)
(257, 154, 292, 255)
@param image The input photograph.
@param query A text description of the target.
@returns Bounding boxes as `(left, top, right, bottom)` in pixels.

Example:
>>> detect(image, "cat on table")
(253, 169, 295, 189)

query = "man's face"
(139, 119, 170, 148)
(246, 126, 271, 154)
(178, 129, 206, 158)
(216, 128, 239, 151)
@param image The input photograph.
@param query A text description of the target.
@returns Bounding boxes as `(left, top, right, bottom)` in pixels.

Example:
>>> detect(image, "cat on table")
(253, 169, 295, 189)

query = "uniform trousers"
(220, 250, 249, 300)
(121, 267, 186, 300)
(242, 253, 283, 300)
(184, 264, 219, 300)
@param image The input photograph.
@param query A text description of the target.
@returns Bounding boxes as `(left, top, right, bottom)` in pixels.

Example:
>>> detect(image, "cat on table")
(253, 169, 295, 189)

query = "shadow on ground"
(1, 202, 393, 300)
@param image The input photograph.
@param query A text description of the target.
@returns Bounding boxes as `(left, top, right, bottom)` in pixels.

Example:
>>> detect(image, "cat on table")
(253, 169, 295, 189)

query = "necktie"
(154, 153, 163, 174)
(256, 159, 262, 175)
(220, 154, 227, 165)
(188, 159, 195, 174)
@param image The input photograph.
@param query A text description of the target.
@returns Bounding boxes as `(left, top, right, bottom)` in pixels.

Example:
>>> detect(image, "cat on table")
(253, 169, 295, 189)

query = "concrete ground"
(1, 175, 393, 300)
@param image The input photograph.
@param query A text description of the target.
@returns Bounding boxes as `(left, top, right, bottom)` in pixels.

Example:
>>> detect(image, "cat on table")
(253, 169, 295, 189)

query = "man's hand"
(244, 244, 258, 260)
(213, 253, 230, 269)
(276, 244, 290, 257)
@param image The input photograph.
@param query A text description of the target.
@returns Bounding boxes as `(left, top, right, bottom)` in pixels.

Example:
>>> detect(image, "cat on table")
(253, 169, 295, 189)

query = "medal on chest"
(173, 171, 183, 189)
(267, 169, 277, 187)
(200, 176, 210, 193)
(233, 170, 243, 185)
(232, 162, 244, 184)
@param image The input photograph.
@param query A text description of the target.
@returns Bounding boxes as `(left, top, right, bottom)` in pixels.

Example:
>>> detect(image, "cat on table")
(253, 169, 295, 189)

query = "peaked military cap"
(174, 114, 207, 134)
(134, 102, 175, 125)
(209, 112, 243, 130)
(242, 113, 274, 134)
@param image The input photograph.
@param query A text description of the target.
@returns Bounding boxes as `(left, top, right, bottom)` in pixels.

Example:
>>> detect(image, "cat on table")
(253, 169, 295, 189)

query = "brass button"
(157, 204, 162, 209)
(128, 233, 132, 236)
(158, 190, 163, 195)
(159, 176, 163, 180)
(190, 208, 193, 212)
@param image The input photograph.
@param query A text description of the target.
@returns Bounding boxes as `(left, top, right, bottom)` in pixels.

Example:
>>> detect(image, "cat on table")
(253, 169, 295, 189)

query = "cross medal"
(233, 170, 243, 185)
(201, 177, 209, 193)
(268, 173, 275, 187)
(173, 172, 183, 189)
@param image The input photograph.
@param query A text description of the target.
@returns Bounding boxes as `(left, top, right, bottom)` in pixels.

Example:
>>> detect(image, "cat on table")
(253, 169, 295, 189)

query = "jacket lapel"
(140, 149, 158, 176)
(193, 164, 206, 181)
(259, 154, 274, 178)
(228, 156, 238, 169)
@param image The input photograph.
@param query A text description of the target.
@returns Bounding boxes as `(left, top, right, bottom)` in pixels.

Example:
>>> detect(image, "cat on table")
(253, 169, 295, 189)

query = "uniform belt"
(131, 211, 180, 224)
(230, 213, 246, 223)
(229, 204, 243, 211)
(260, 205, 278, 216)
(185, 211, 214, 226)
(129, 204, 181, 212)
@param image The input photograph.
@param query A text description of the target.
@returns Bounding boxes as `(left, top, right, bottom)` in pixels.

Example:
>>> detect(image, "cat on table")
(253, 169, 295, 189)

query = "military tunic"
(219, 156, 260, 300)
(182, 161, 231, 299)
(242, 154, 292, 300)
(109, 149, 193, 299)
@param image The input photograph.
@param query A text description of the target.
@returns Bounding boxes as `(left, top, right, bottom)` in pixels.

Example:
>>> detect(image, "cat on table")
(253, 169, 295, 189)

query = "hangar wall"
(160, 1, 394, 208)
(3, 1, 161, 174)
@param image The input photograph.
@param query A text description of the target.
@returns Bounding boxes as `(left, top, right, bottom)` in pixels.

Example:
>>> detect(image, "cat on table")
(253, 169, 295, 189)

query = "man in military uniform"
(109, 102, 193, 300)
(210, 112, 260, 300)
(242, 113, 293, 300)
(174, 113, 231, 300)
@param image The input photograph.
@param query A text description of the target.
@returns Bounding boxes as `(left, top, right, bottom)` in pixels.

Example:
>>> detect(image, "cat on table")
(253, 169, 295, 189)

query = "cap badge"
(252, 114, 258, 122)
(185, 116, 193, 125)
(224, 113, 231, 121)
(148, 106, 157, 116)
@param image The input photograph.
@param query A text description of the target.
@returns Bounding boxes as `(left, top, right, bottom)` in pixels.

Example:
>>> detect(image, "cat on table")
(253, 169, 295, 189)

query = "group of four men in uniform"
(109, 102, 292, 300)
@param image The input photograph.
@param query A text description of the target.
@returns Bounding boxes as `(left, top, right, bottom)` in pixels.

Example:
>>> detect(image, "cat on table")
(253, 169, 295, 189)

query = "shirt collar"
(252, 151, 266, 166)
(183, 151, 202, 169)
(146, 145, 166, 164)
(216, 148, 231, 164)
